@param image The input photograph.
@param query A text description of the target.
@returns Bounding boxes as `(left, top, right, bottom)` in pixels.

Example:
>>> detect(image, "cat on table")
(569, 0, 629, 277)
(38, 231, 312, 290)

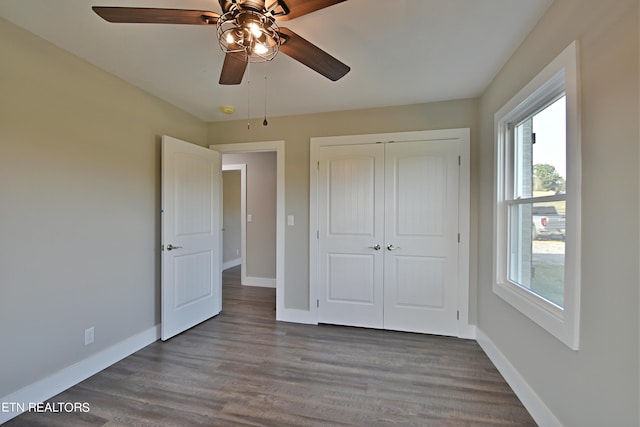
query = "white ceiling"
(0, 0, 553, 122)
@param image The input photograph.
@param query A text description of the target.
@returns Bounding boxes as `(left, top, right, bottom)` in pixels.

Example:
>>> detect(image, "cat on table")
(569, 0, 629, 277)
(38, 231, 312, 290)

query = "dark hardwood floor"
(7, 266, 536, 426)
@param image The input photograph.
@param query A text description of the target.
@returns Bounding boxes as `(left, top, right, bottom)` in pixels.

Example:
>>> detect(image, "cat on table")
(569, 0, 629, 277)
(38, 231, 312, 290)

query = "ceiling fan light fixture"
(217, 9, 280, 63)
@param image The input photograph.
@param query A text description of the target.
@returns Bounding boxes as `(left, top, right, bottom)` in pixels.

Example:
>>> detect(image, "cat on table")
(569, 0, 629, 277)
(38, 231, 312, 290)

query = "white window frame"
(493, 41, 581, 350)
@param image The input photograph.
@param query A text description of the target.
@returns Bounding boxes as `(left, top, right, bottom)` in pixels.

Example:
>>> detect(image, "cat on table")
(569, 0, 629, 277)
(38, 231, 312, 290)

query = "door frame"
(310, 129, 473, 338)
(222, 164, 247, 279)
(211, 141, 285, 320)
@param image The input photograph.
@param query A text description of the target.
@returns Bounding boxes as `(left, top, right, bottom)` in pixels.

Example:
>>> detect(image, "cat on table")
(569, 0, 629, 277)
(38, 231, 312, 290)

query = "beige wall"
(208, 100, 480, 311)
(0, 18, 207, 396)
(223, 152, 277, 280)
(477, 0, 639, 425)
(222, 170, 241, 265)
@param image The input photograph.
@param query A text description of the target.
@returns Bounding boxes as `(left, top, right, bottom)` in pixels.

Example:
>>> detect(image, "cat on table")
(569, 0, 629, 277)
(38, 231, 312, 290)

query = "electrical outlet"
(84, 327, 94, 346)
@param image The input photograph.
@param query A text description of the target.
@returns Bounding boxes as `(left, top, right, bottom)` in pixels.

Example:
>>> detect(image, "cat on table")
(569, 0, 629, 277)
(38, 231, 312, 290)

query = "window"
(494, 41, 581, 350)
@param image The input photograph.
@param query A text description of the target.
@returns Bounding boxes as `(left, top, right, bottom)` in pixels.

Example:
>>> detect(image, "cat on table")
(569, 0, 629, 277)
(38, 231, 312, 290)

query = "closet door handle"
(387, 244, 401, 251)
(368, 244, 381, 251)
(166, 244, 183, 251)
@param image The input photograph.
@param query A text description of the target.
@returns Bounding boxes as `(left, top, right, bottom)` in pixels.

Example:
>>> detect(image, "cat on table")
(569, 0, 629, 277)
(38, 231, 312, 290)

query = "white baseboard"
(276, 308, 317, 324)
(458, 324, 477, 340)
(476, 328, 563, 427)
(0, 325, 160, 425)
(222, 258, 241, 271)
(243, 276, 276, 288)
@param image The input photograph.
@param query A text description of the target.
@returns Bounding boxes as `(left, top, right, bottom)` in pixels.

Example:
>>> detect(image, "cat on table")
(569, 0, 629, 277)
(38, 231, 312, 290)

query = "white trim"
(476, 328, 563, 427)
(222, 257, 241, 271)
(309, 141, 320, 323)
(222, 164, 247, 282)
(310, 128, 471, 335)
(493, 40, 581, 350)
(211, 141, 285, 321)
(457, 129, 473, 339)
(0, 326, 159, 425)
(243, 276, 276, 288)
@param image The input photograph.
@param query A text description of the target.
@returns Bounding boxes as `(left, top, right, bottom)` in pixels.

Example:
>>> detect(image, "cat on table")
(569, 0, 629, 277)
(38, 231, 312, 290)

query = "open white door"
(161, 135, 222, 341)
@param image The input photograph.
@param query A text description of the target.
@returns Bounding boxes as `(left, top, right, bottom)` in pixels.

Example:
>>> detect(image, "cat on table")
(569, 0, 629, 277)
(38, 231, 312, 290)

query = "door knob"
(387, 244, 402, 251)
(166, 244, 183, 251)
(368, 244, 381, 251)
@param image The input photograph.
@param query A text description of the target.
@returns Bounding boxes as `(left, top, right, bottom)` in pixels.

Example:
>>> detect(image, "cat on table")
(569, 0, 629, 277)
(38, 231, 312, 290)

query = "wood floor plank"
(6, 266, 536, 426)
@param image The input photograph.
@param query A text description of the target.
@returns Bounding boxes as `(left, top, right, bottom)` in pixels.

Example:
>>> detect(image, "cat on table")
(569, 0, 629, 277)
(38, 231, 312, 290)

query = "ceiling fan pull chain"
(263, 64, 269, 126)
(247, 60, 251, 130)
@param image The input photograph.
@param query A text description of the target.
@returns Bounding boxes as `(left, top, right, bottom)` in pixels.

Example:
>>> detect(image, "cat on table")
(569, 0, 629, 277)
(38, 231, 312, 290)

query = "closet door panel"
(383, 141, 460, 336)
(317, 144, 385, 328)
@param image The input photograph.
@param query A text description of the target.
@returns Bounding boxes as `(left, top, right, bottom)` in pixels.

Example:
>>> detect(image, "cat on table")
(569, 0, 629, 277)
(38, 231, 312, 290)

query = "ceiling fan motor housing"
(220, 0, 290, 17)
(220, 0, 265, 13)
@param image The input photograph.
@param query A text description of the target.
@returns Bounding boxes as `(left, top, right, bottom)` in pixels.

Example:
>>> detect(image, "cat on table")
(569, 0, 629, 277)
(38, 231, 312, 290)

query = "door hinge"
(531, 132, 536, 144)
(457, 233, 460, 243)
(458, 155, 461, 166)
(457, 310, 460, 320)
(317, 299, 319, 308)
(317, 230, 319, 239)
(317, 161, 320, 170)
(161, 244, 164, 251)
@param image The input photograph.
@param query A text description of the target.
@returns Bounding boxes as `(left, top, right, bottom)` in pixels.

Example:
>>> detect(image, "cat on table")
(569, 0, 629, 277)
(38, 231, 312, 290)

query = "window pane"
(533, 96, 566, 195)
(513, 118, 534, 199)
(513, 96, 566, 199)
(508, 201, 565, 307)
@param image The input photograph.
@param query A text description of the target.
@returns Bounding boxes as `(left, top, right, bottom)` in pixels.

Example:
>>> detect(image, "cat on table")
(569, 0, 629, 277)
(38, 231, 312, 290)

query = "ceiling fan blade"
(274, 0, 347, 21)
(219, 50, 248, 85)
(277, 28, 350, 81)
(92, 7, 219, 25)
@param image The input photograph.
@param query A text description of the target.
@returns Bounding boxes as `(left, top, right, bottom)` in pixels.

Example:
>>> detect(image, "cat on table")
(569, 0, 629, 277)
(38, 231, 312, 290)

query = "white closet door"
(383, 140, 459, 336)
(317, 144, 385, 328)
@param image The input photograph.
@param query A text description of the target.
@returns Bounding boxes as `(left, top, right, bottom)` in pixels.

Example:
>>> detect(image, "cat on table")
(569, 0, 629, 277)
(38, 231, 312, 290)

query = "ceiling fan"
(92, 0, 351, 85)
